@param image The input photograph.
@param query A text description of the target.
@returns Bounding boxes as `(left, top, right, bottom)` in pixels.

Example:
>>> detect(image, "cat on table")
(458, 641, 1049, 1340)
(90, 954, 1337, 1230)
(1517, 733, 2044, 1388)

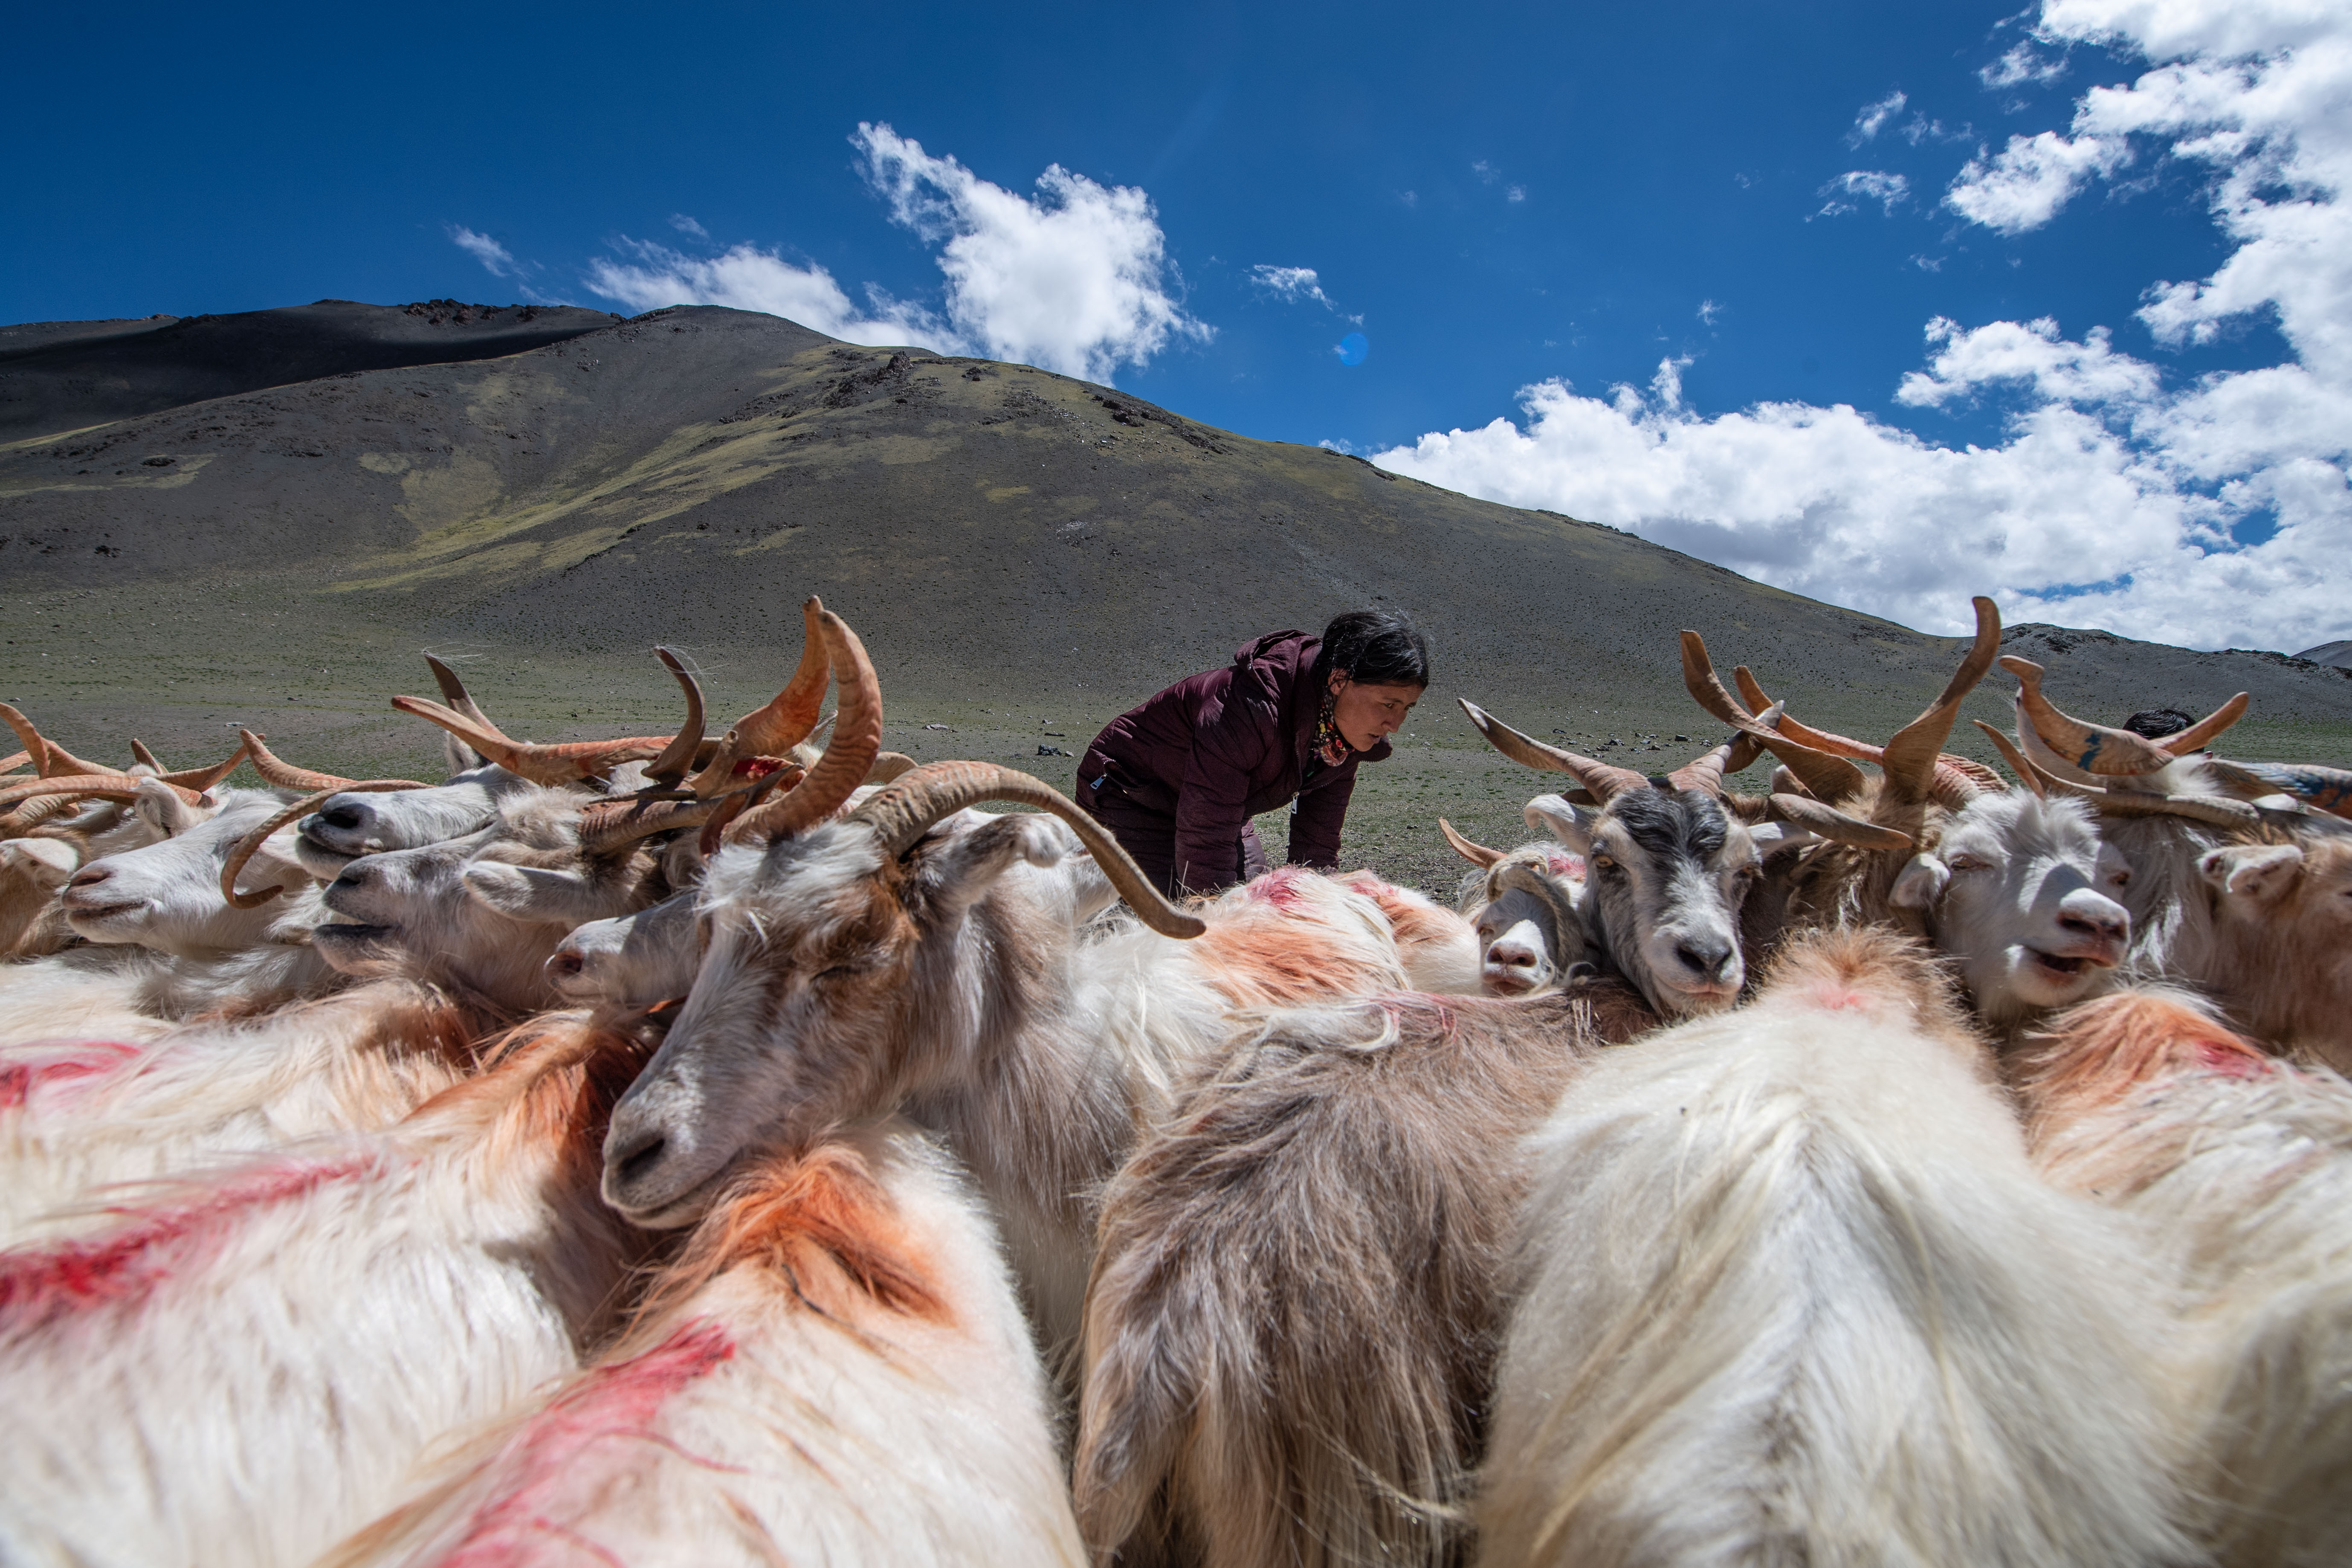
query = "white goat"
(321, 1119, 1082, 1568)
(2024, 988, 2352, 1566)
(0, 1013, 652, 1568)
(1479, 927, 2194, 1568)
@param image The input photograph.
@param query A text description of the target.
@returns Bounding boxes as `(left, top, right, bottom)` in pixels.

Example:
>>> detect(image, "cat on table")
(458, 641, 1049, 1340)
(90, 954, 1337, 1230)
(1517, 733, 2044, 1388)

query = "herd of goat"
(0, 594, 2349, 1567)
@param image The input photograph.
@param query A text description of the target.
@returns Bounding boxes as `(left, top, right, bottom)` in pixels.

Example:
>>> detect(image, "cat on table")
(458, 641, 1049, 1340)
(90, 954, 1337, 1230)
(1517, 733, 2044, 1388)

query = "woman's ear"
(1328, 670, 1349, 694)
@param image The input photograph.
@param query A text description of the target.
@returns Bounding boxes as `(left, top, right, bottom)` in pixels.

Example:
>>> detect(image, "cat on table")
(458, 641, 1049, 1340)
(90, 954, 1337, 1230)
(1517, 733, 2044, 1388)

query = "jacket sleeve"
(1170, 683, 1274, 894)
(1287, 767, 1354, 869)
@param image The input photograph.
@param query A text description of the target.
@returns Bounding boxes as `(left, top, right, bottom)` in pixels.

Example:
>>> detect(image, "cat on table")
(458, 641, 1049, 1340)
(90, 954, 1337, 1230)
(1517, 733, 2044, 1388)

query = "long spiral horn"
(690, 596, 834, 797)
(725, 609, 883, 845)
(849, 760, 1206, 939)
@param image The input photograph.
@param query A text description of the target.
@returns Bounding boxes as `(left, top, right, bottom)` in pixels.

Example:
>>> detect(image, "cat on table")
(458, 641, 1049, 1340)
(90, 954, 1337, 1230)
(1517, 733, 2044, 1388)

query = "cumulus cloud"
(1981, 41, 2070, 88)
(584, 125, 1208, 382)
(1816, 170, 1912, 217)
(1374, 3, 2352, 652)
(1251, 265, 1335, 307)
(852, 122, 1208, 381)
(1848, 90, 1909, 145)
(450, 226, 522, 279)
(1946, 131, 2130, 232)
(586, 240, 947, 350)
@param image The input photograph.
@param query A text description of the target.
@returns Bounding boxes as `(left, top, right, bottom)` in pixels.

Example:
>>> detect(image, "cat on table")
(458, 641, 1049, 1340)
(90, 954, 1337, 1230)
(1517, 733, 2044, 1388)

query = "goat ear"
(132, 776, 200, 838)
(1748, 821, 1818, 853)
(461, 862, 620, 927)
(1, 837, 82, 887)
(911, 814, 1057, 918)
(442, 732, 487, 777)
(1890, 853, 1950, 910)
(2201, 843, 2303, 901)
(1523, 793, 1593, 853)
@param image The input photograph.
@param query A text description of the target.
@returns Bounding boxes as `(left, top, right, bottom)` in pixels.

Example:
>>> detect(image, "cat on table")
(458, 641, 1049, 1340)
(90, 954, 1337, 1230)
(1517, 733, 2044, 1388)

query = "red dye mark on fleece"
(2194, 1038, 2267, 1078)
(1545, 852, 1586, 880)
(1807, 984, 1872, 1012)
(435, 1319, 739, 1567)
(0, 1040, 142, 1111)
(1245, 864, 1318, 915)
(0, 1152, 378, 1329)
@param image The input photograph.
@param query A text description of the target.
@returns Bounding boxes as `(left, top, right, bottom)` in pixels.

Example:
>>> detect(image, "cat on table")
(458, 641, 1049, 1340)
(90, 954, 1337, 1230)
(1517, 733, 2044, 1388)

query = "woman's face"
(1330, 675, 1424, 753)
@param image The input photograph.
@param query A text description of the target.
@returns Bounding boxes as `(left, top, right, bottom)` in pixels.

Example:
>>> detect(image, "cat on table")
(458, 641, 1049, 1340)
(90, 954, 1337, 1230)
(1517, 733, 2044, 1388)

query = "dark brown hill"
(0, 299, 618, 443)
(2, 303, 2344, 889)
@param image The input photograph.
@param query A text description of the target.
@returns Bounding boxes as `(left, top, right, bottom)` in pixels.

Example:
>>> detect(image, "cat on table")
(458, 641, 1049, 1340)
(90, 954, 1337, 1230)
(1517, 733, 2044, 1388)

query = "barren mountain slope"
(3, 303, 2344, 888)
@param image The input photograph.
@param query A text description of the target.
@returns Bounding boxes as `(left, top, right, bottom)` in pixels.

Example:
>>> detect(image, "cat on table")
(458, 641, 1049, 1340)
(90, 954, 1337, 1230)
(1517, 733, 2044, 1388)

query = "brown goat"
(1074, 979, 1656, 1568)
(2198, 835, 2352, 1071)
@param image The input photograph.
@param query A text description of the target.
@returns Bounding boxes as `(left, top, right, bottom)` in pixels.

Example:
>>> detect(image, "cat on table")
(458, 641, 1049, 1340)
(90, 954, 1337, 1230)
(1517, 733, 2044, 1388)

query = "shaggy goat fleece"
(1075, 978, 1656, 1568)
(2024, 987, 2352, 1568)
(1478, 927, 2195, 1568)
(0, 1013, 654, 1568)
(322, 1120, 1082, 1568)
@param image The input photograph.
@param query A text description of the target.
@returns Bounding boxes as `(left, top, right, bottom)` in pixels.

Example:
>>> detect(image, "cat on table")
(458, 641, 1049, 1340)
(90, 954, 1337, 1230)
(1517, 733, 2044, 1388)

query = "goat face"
(60, 787, 313, 957)
(1463, 851, 1591, 996)
(547, 889, 701, 1013)
(1545, 787, 1758, 1016)
(294, 765, 544, 876)
(2201, 835, 2352, 1064)
(1894, 793, 2130, 1026)
(316, 799, 661, 1010)
(602, 812, 1072, 1229)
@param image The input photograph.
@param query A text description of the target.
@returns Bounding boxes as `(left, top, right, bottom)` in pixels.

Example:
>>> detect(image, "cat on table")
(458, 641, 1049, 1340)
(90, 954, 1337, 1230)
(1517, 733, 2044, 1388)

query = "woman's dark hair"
(1312, 609, 1431, 690)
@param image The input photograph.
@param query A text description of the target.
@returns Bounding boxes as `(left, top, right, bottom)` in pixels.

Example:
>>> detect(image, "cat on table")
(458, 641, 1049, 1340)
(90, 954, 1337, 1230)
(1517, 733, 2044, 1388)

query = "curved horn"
(1972, 720, 2046, 800)
(690, 596, 834, 797)
(849, 761, 1206, 939)
(1668, 704, 1779, 795)
(698, 768, 791, 857)
(1457, 699, 1636, 803)
(390, 696, 669, 784)
(1678, 635, 1866, 802)
(2000, 656, 2244, 776)
(641, 648, 708, 785)
(1440, 817, 1507, 868)
(130, 739, 165, 773)
(0, 773, 205, 812)
(1992, 730, 2262, 829)
(577, 773, 794, 858)
(424, 654, 503, 734)
(240, 729, 357, 792)
(865, 751, 916, 786)
(1730, 661, 1988, 806)
(1763, 794, 1913, 851)
(219, 780, 427, 910)
(1880, 596, 2001, 809)
(2208, 760, 2352, 820)
(724, 610, 883, 844)
(0, 792, 88, 835)
(159, 738, 252, 794)
(0, 751, 29, 776)
(0, 703, 116, 780)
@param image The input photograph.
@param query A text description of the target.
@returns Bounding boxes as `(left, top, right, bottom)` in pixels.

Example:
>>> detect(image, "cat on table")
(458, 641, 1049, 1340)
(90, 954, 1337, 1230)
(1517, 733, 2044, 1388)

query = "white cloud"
(1849, 90, 1909, 145)
(669, 213, 708, 238)
(585, 239, 947, 350)
(1250, 265, 1335, 307)
(450, 226, 521, 279)
(1816, 170, 1912, 217)
(1698, 299, 1723, 326)
(1946, 130, 2131, 232)
(851, 122, 1209, 381)
(1372, 4, 2352, 653)
(1981, 41, 2071, 88)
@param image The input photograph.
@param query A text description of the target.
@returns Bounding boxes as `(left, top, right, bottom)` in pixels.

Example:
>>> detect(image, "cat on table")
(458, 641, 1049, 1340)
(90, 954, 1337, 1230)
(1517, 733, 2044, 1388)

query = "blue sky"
(6, 1, 2344, 651)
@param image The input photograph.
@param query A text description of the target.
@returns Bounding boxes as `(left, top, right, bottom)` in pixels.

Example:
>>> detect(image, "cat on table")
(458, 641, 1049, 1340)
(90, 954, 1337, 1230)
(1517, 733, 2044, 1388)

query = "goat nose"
(67, 864, 111, 889)
(547, 951, 586, 980)
(608, 1129, 669, 1192)
(1676, 936, 1735, 980)
(2057, 890, 2129, 942)
(317, 805, 367, 832)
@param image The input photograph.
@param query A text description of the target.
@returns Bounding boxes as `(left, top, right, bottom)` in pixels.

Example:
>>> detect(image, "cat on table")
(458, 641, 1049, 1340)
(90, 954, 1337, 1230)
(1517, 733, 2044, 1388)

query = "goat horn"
(0, 750, 29, 776)
(691, 596, 834, 797)
(1993, 730, 2262, 829)
(1440, 817, 1507, 868)
(220, 780, 426, 910)
(1729, 659, 1990, 806)
(0, 703, 116, 780)
(1677, 635, 1866, 802)
(866, 751, 916, 785)
(725, 609, 883, 844)
(240, 729, 356, 792)
(2160, 692, 2251, 754)
(850, 760, 1207, 939)
(159, 738, 253, 793)
(1458, 698, 1640, 803)
(390, 696, 670, 784)
(577, 771, 798, 858)
(424, 655, 505, 736)
(1879, 597, 2001, 810)
(2000, 655, 2247, 776)
(1972, 720, 2045, 799)
(1, 792, 86, 834)
(1763, 793, 1913, 850)
(0, 773, 206, 811)
(130, 739, 165, 772)
(698, 768, 791, 857)
(2207, 759, 2352, 820)
(642, 648, 708, 786)
(1668, 703, 1779, 795)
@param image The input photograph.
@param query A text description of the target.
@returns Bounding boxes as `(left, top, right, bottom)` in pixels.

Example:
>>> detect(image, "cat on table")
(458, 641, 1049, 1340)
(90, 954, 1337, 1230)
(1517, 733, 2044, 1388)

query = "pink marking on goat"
(0, 1152, 379, 1329)
(1545, 852, 1585, 878)
(2194, 1038, 2267, 1078)
(431, 1319, 740, 1567)
(0, 1040, 142, 1111)
(1244, 864, 1317, 915)
(1807, 984, 1873, 1012)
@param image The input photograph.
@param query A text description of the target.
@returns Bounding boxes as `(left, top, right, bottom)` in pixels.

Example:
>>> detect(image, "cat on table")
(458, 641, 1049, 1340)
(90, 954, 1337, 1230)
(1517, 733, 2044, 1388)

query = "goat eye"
(1590, 854, 1616, 872)
(1947, 854, 1990, 872)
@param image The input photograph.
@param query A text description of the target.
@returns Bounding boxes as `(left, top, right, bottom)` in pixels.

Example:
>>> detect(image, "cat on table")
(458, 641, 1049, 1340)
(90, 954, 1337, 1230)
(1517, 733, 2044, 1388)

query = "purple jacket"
(1079, 631, 1390, 893)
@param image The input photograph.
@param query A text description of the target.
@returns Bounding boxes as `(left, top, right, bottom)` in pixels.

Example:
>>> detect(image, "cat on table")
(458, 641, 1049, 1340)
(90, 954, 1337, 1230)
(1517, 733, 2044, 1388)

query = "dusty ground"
(5, 302, 2347, 896)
